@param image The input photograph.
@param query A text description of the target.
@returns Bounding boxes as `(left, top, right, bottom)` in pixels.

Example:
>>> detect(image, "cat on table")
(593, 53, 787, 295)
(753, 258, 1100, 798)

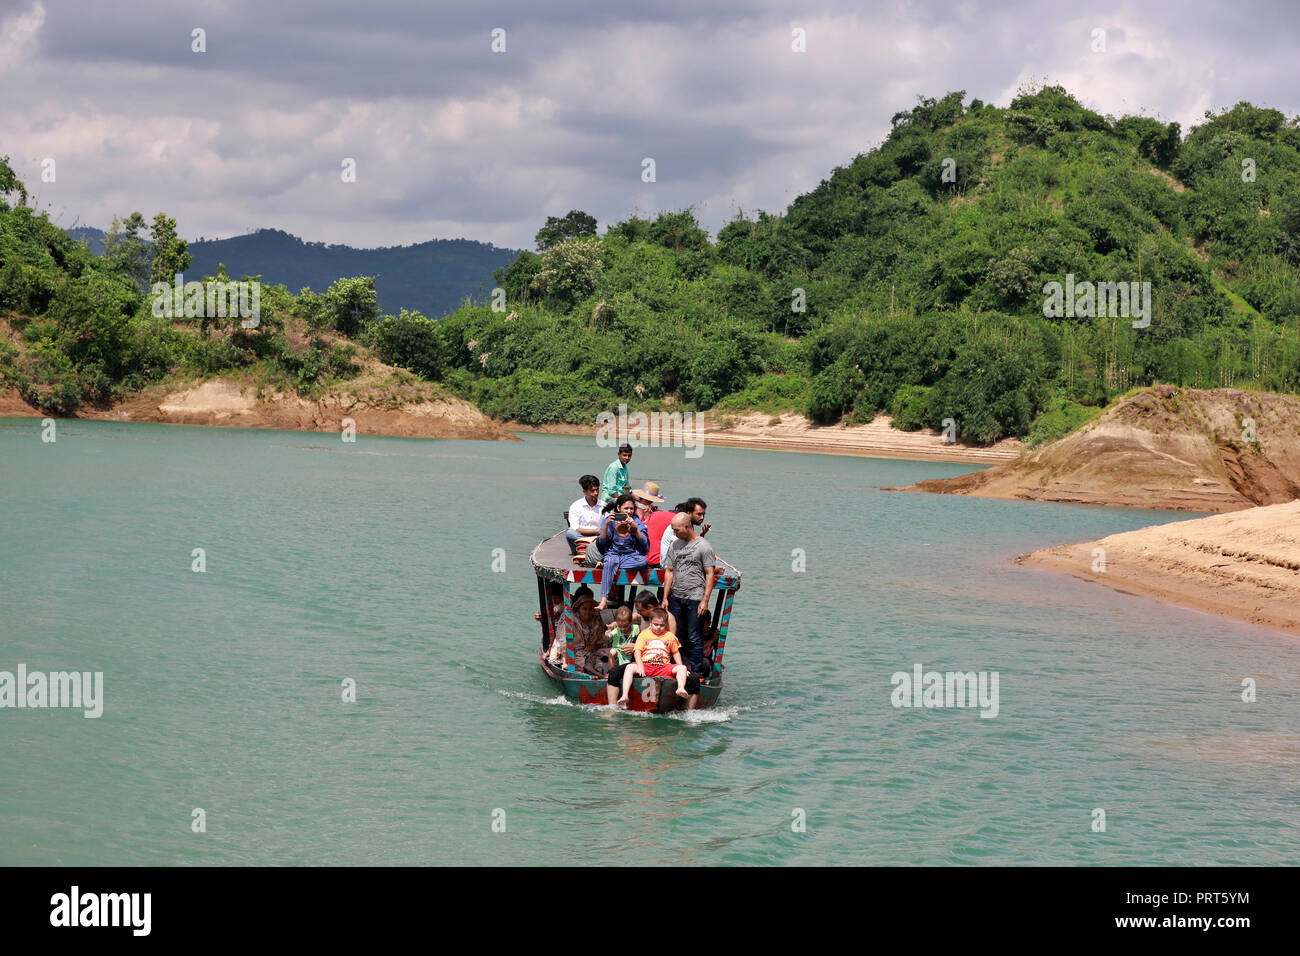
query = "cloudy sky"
(2, 0, 1297, 251)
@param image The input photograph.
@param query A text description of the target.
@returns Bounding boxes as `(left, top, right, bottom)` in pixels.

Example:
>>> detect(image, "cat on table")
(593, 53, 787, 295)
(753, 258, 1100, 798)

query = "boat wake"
(497, 689, 575, 707)
(497, 689, 748, 723)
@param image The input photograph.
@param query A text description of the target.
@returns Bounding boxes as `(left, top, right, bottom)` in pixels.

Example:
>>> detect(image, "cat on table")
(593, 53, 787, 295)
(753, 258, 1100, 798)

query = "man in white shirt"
(566, 475, 604, 554)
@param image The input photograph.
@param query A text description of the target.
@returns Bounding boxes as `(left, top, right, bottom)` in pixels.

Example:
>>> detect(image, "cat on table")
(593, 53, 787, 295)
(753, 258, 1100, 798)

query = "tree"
(149, 213, 191, 284)
(323, 276, 380, 337)
(0, 154, 28, 209)
(103, 212, 152, 291)
(530, 239, 603, 310)
(366, 309, 449, 380)
(534, 210, 598, 251)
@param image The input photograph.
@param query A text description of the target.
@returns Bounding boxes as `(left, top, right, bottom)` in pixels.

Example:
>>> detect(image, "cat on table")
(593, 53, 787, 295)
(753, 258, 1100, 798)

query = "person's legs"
(669, 594, 702, 673)
(606, 663, 626, 705)
(672, 665, 690, 698)
(583, 542, 602, 567)
(617, 663, 640, 704)
(565, 528, 581, 554)
(598, 554, 620, 606)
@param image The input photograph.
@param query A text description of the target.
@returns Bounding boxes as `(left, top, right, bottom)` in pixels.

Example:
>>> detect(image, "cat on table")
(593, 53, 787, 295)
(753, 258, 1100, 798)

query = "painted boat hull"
(539, 651, 722, 713)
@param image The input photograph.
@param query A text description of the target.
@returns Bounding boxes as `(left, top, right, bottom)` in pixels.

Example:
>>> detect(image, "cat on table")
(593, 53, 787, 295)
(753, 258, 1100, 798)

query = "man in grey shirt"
(661, 512, 717, 674)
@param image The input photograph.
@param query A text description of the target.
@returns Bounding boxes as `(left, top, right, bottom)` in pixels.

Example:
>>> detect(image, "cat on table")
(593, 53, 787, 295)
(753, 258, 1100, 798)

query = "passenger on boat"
(656, 497, 710, 564)
(566, 475, 603, 555)
(631, 482, 665, 523)
(617, 608, 691, 705)
(599, 444, 633, 505)
(535, 581, 566, 649)
(643, 500, 676, 568)
(603, 605, 640, 705)
(632, 590, 675, 634)
(562, 592, 613, 676)
(661, 512, 717, 674)
(547, 585, 590, 664)
(594, 493, 648, 611)
(697, 609, 719, 679)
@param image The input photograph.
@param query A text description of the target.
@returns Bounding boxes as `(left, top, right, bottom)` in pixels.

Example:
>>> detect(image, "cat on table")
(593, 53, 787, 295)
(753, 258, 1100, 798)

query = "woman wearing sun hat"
(631, 481, 665, 523)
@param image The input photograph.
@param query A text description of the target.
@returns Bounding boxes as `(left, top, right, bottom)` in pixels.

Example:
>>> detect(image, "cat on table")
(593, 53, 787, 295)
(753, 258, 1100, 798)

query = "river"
(1, 418, 1296, 865)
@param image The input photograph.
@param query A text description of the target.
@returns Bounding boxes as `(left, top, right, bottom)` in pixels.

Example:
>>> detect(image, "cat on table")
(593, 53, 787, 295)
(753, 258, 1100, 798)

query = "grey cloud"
(4, 0, 1300, 249)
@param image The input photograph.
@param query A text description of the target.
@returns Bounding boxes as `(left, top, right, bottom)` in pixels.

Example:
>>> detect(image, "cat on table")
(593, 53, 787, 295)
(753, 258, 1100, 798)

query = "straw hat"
(632, 481, 665, 504)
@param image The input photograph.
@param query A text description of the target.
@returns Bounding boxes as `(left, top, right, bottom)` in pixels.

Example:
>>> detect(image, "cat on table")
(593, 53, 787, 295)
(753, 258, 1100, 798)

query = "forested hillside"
(0, 166, 442, 414)
(184, 229, 518, 319)
(62, 226, 518, 319)
(439, 86, 1300, 440)
(5, 85, 1300, 440)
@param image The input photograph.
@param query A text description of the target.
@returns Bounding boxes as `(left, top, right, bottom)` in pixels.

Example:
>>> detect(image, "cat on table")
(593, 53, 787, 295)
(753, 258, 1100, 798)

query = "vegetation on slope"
(434, 86, 1300, 439)
(5, 85, 1300, 440)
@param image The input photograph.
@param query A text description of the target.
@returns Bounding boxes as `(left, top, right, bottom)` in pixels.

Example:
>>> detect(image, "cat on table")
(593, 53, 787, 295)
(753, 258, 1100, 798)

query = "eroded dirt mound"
(1, 374, 518, 442)
(894, 386, 1300, 512)
(0, 386, 38, 416)
(90, 374, 519, 441)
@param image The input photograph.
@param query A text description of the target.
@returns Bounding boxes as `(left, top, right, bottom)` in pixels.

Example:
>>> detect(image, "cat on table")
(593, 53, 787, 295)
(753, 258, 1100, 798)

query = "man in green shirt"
(599, 444, 633, 504)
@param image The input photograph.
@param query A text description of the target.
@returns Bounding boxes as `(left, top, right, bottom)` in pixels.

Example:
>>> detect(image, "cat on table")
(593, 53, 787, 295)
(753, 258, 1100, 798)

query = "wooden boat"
(530, 530, 742, 713)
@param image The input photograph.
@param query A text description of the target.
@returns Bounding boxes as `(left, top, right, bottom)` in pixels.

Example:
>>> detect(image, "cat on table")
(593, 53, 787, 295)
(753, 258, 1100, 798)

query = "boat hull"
(539, 651, 722, 713)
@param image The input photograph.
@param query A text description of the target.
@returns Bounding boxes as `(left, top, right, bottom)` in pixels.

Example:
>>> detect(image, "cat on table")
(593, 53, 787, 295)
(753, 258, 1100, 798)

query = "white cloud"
(0, 1, 43, 74)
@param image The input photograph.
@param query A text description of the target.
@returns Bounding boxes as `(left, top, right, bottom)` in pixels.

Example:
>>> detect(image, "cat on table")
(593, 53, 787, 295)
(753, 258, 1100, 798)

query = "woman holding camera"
(595, 492, 649, 610)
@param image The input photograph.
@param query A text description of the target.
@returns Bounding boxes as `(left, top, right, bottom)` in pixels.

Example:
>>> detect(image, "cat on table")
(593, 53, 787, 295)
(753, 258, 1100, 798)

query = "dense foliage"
(6, 85, 1300, 440)
(427, 86, 1300, 438)
(0, 158, 399, 413)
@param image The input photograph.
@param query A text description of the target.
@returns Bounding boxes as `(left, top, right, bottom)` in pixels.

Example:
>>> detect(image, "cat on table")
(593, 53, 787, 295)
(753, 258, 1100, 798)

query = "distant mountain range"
(64, 227, 522, 319)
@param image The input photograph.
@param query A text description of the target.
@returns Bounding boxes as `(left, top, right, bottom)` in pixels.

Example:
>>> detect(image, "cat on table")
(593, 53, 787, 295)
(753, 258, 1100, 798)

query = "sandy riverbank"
(1019, 500, 1300, 637)
(512, 410, 1025, 463)
(0, 377, 519, 442)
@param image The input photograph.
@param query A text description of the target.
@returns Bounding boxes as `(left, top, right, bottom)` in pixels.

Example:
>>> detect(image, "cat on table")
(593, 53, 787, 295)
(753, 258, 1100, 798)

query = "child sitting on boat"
(604, 605, 639, 705)
(617, 608, 690, 705)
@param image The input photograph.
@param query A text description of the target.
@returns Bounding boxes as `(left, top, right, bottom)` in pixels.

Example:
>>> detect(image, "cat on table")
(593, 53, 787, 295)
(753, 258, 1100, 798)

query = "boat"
(529, 530, 742, 712)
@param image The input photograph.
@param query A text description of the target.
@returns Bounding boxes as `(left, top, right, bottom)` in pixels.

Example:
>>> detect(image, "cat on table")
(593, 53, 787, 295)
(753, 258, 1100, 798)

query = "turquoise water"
(1, 418, 1297, 866)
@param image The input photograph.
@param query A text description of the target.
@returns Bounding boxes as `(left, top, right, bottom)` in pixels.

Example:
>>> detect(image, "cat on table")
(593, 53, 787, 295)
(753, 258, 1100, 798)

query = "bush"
(889, 384, 934, 430)
(716, 373, 808, 412)
(1027, 397, 1101, 447)
(471, 371, 616, 425)
(806, 364, 864, 424)
(322, 276, 380, 337)
(529, 239, 603, 311)
(15, 343, 81, 415)
(367, 309, 449, 380)
(931, 337, 1047, 442)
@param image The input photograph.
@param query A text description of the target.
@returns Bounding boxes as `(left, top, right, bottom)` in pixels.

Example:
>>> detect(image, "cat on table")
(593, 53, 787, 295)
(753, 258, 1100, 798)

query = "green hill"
(5, 84, 1300, 438)
(435, 86, 1300, 437)
(62, 226, 518, 318)
(184, 229, 518, 319)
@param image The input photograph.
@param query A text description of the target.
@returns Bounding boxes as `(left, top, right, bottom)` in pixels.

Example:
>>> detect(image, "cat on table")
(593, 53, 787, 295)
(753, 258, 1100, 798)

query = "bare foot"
(616, 695, 629, 705)
(676, 687, 690, 698)
(596, 599, 608, 610)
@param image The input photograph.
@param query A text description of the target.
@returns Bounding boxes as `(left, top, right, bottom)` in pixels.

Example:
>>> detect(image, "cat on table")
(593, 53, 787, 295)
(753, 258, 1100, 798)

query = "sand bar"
(1019, 500, 1300, 637)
